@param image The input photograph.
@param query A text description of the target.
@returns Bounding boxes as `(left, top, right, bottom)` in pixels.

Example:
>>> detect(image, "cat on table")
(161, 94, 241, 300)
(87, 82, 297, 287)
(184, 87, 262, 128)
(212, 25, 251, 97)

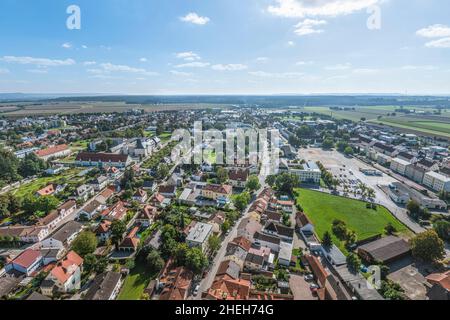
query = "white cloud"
(27, 69, 48, 74)
(81, 45, 88, 49)
(249, 71, 304, 78)
(180, 12, 210, 25)
(425, 37, 450, 48)
(268, 0, 380, 18)
(170, 70, 193, 77)
(294, 19, 327, 36)
(256, 57, 269, 63)
(287, 41, 295, 46)
(100, 63, 147, 73)
(401, 65, 437, 71)
(139, 58, 148, 62)
(324, 63, 352, 71)
(62, 42, 73, 49)
(296, 60, 314, 66)
(211, 64, 248, 71)
(416, 24, 450, 38)
(0, 68, 10, 74)
(0, 56, 76, 67)
(352, 68, 380, 74)
(83, 61, 97, 66)
(176, 51, 201, 61)
(175, 61, 210, 68)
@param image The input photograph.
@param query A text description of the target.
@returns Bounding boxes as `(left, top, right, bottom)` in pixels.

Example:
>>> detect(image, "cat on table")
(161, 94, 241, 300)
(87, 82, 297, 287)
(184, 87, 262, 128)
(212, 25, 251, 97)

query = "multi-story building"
(390, 158, 411, 176)
(185, 222, 213, 253)
(423, 171, 450, 193)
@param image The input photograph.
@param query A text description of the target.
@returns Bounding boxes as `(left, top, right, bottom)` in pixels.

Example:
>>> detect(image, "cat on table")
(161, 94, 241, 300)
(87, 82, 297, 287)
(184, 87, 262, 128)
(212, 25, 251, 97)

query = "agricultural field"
(0, 102, 231, 117)
(294, 188, 410, 255)
(371, 115, 450, 138)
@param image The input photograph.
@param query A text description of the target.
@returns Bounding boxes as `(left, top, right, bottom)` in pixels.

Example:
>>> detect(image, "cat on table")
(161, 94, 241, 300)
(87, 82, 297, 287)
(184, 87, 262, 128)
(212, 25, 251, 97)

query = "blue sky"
(0, 0, 449, 95)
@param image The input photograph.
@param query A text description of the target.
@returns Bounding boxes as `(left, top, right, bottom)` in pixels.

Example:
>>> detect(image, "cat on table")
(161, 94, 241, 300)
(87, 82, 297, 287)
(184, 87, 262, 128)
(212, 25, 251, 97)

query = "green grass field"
(294, 188, 409, 254)
(372, 117, 450, 138)
(117, 260, 157, 300)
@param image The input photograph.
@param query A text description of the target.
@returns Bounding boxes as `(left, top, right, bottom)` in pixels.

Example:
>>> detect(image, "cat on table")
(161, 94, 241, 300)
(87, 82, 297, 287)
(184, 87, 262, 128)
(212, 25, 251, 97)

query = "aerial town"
(0, 105, 449, 301)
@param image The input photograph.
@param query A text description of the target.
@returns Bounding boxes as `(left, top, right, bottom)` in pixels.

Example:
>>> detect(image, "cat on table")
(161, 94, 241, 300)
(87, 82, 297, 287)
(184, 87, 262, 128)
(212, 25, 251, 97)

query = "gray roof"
(217, 260, 240, 279)
(0, 277, 20, 298)
(84, 272, 122, 300)
(358, 236, 411, 263)
(245, 252, 265, 266)
(323, 245, 347, 266)
(26, 291, 51, 300)
(186, 222, 213, 244)
(50, 221, 83, 243)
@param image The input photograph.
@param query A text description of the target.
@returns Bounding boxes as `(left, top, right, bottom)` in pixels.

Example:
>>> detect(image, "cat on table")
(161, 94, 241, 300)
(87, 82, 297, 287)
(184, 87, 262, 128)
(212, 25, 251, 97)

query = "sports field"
(294, 188, 409, 254)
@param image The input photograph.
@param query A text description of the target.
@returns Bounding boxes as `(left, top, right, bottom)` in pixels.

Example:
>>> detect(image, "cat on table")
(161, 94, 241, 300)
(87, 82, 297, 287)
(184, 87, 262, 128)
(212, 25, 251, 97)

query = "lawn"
(294, 188, 409, 254)
(117, 260, 157, 300)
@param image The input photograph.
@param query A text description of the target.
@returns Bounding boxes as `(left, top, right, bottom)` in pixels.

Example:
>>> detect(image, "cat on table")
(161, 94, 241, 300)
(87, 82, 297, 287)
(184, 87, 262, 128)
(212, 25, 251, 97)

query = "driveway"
(289, 275, 318, 300)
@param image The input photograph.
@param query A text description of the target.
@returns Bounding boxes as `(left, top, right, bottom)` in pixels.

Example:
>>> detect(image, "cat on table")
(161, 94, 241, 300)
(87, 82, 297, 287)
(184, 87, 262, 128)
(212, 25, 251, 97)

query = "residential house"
(40, 221, 84, 251)
(150, 193, 171, 209)
(278, 241, 294, 267)
(416, 159, 439, 172)
(186, 222, 213, 253)
(41, 251, 83, 295)
(132, 188, 148, 203)
(102, 201, 128, 221)
(78, 199, 103, 220)
(0, 226, 49, 243)
(426, 271, 450, 300)
(92, 175, 109, 191)
(119, 227, 140, 252)
(253, 232, 281, 253)
(37, 200, 77, 231)
(158, 185, 177, 198)
(216, 260, 240, 280)
(202, 184, 233, 205)
(35, 184, 57, 197)
(263, 222, 294, 243)
(405, 165, 426, 184)
(95, 220, 112, 242)
(84, 272, 122, 300)
(75, 184, 95, 202)
(228, 169, 249, 188)
(159, 265, 194, 301)
(135, 205, 157, 228)
(204, 275, 251, 300)
(237, 217, 262, 241)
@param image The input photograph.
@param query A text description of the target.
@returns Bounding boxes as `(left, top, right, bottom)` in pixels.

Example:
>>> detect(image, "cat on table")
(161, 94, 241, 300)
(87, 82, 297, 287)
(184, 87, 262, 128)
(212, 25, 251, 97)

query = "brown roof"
(119, 227, 140, 249)
(206, 275, 250, 300)
(229, 169, 249, 182)
(203, 184, 232, 195)
(76, 152, 129, 163)
(296, 212, 312, 227)
(159, 267, 194, 301)
(96, 220, 112, 234)
(35, 144, 69, 158)
(426, 271, 450, 291)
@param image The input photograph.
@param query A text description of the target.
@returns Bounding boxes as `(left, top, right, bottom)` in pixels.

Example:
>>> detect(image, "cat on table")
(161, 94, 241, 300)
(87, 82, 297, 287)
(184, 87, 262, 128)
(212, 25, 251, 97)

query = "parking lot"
(297, 148, 424, 233)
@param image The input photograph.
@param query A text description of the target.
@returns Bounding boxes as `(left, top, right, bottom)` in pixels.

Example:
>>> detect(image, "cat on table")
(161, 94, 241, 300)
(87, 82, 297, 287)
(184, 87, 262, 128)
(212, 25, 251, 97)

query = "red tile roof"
(35, 144, 69, 158)
(50, 251, 83, 285)
(36, 184, 56, 196)
(204, 184, 232, 195)
(76, 152, 129, 163)
(12, 249, 41, 269)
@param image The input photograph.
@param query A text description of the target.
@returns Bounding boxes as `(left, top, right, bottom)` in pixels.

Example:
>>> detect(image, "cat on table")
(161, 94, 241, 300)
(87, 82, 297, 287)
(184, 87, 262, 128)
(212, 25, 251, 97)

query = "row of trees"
(0, 150, 47, 187)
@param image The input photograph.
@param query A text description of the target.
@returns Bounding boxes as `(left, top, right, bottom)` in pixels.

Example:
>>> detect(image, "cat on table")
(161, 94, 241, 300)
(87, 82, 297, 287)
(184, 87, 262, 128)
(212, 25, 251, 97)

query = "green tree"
(322, 231, 333, 247)
(185, 247, 208, 275)
(275, 173, 300, 194)
(411, 230, 445, 262)
(146, 250, 165, 273)
(265, 175, 276, 187)
(221, 220, 231, 233)
(216, 167, 229, 184)
(208, 235, 221, 253)
(246, 175, 261, 192)
(322, 138, 334, 150)
(344, 146, 354, 156)
(72, 231, 98, 257)
(83, 253, 98, 273)
(385, 223, 397, 235)
(346, 253, 361, 272)
(233, 192, 251, 211)
(111, 220, 127, 249)
(433, 220, 450, 241)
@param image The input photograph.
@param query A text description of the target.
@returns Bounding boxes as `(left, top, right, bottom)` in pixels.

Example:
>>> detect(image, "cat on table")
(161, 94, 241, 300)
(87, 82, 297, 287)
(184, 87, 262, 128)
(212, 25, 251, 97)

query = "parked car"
(193, 285, 200, 296)
(304, 274, 314, 281)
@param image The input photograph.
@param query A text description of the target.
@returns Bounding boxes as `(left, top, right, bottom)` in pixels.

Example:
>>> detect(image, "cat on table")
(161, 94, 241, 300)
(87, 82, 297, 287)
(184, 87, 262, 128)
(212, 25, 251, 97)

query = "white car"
(304, 274, 314, 281)
(193, 285, 200, 296)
